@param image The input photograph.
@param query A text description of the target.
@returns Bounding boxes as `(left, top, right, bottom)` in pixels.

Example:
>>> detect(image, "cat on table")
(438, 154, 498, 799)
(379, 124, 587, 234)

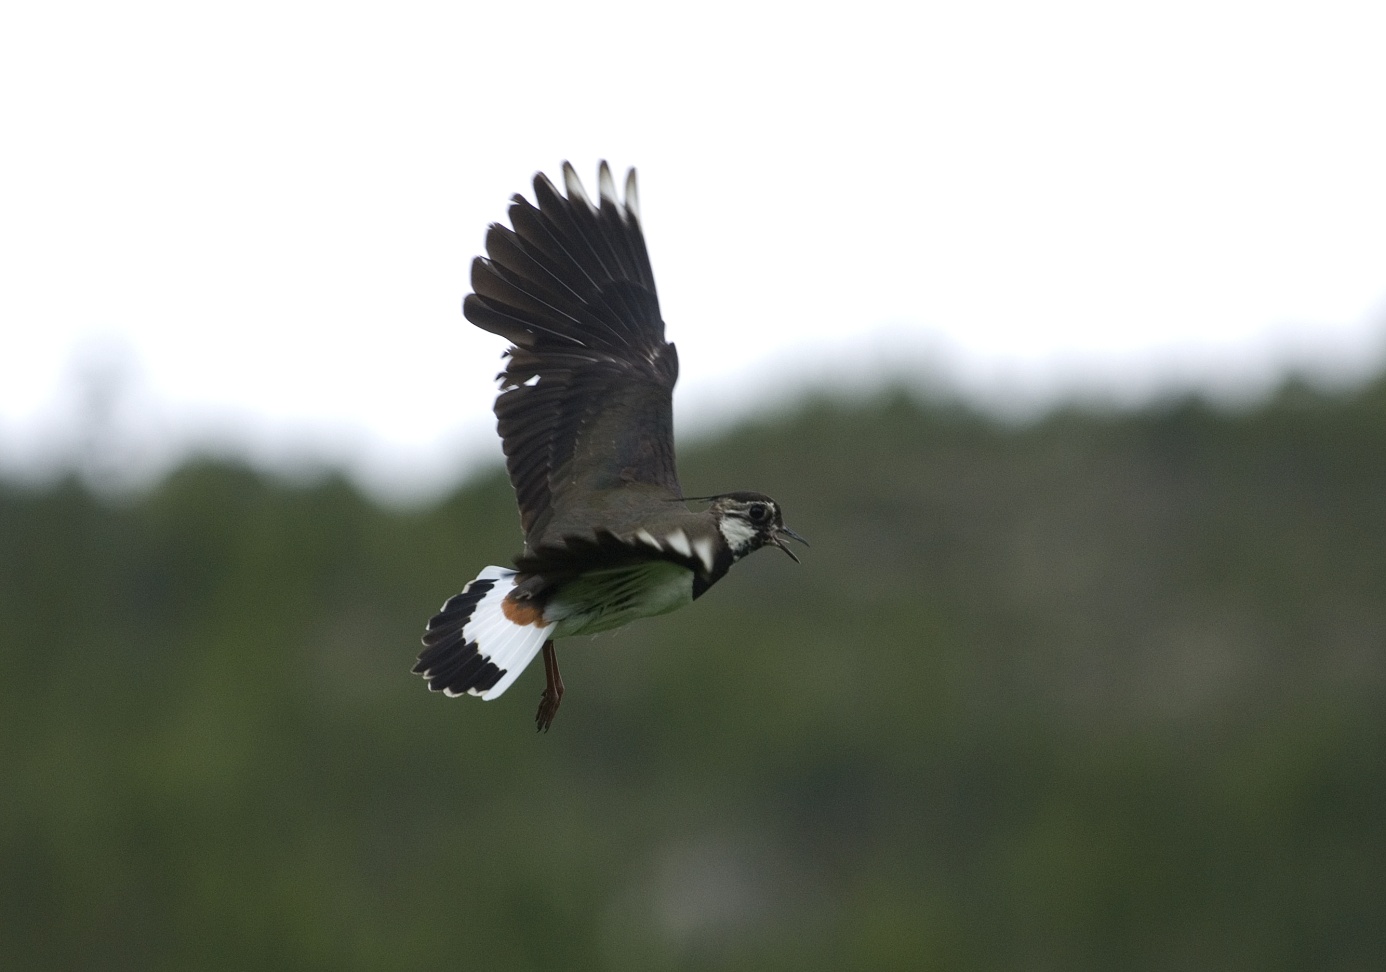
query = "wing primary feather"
(597, 196, 653, 301)
(559, 219, 645, 345)
(507, 196, 586, 278)
(561, 164, 626, 281)
(623, 167, 641, 222)
(621, 168, 656, 290)
(522, 181, 639, 353)
(562, 161, 595, 211)
(464, 293, 590, 349)
(506, 202, 634, 353)
(532, 173, 616, 289)
(502, 169, 658, 351)
(475, 254, 635, 351)
(486, 224, 591, 310)
(471, 258, 590, 332)
(543, 167, 646, 342)
(588, 165, 650, 333)
(598, 161, 618, 207)
(595, 161, 644, 295)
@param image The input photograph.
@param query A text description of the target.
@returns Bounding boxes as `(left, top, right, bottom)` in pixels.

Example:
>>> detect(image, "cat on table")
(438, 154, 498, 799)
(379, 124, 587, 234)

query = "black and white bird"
(414, 161, 806, 730)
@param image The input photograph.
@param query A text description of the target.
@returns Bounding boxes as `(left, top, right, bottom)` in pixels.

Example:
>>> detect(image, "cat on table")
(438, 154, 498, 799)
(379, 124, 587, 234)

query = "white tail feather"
(469, 570, 550, 700)
(420, 566, 551, 701)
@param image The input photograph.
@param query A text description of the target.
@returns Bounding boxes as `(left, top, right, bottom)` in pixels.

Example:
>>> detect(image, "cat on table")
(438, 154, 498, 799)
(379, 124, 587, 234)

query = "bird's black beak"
(771, 526, 809, 563)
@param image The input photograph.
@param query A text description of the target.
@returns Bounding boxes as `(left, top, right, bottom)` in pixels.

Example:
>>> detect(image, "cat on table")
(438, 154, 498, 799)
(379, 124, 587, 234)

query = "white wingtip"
(562, 161, 593, 211)
(598, 161, 618, 207)
(624, 167, 640, 221)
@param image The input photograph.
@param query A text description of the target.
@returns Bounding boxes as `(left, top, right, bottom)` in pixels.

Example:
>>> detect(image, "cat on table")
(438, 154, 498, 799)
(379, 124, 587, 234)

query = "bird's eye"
(748, 503, 768, 522)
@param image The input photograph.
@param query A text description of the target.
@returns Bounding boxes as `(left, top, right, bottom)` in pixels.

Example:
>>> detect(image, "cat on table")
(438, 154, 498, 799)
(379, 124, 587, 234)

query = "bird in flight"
(413, 161, 807, 730)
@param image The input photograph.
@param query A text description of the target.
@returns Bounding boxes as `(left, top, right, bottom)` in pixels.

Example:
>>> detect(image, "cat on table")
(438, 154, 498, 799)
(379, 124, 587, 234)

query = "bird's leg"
(535, 640, 563, 732)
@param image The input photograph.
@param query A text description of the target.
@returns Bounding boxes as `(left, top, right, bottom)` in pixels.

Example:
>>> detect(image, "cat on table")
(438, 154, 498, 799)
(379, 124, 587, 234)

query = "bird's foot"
(535, 639, 563, 732)
(535, 689, 562, 733)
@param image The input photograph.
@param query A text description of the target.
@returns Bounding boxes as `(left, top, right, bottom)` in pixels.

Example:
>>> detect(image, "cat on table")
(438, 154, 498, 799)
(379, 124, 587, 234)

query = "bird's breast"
(546, 560, 696, 638)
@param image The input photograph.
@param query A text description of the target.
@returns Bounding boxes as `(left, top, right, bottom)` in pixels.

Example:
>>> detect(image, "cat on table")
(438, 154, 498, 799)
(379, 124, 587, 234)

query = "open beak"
(770, 525, 810, 563)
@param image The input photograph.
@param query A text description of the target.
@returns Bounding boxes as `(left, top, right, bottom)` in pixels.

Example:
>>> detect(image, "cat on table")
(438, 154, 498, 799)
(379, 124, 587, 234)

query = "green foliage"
(2, 381, 1384, 970)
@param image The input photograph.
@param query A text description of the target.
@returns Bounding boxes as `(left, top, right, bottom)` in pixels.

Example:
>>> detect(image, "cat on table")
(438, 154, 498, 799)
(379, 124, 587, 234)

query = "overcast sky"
(3, 1, 1384, 499)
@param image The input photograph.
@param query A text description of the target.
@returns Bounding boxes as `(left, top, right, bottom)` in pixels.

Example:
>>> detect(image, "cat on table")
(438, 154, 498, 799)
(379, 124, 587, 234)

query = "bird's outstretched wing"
(464, 161, 682, 549)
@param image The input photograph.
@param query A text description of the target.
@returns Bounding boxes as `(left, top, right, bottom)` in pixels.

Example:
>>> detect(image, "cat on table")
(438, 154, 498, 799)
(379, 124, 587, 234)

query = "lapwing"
(414, 161, 806, 730)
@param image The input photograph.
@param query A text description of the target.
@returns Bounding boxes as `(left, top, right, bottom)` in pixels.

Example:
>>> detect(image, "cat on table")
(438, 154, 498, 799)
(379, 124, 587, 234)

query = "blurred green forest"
(2, 380, 1384, 971)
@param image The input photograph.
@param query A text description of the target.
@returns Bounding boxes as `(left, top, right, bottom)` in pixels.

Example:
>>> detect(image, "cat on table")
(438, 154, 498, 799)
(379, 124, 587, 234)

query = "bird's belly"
(547, 560, 695, 638)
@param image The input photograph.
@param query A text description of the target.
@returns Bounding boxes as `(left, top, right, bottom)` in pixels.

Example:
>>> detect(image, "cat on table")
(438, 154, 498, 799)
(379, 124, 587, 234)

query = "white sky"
(3, 1, 1385, 499)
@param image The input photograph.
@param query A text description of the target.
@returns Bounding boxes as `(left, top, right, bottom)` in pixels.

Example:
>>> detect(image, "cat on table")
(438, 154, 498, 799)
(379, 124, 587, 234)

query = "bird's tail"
(414, 566, 552, 700)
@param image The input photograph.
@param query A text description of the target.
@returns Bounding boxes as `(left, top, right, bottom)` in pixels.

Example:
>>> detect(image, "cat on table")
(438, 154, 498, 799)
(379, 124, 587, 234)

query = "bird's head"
(702, 491, 809, 563)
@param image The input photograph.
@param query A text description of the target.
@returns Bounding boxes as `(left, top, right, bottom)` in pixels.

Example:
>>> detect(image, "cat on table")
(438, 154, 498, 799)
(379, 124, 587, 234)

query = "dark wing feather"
(465, 161, 682, 548)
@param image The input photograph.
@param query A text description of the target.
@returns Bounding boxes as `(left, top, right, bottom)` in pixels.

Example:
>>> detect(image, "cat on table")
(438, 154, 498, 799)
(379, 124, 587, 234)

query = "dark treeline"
(2, 378, 1383, 970)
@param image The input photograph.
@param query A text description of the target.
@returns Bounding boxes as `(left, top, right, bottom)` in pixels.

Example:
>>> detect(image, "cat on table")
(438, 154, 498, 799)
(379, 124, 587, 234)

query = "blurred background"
(3, 1, 1385, 969)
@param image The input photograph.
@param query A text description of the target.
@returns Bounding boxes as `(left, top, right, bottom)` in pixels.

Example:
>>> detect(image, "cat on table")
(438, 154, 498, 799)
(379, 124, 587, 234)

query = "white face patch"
(717, 512, 758, 557)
